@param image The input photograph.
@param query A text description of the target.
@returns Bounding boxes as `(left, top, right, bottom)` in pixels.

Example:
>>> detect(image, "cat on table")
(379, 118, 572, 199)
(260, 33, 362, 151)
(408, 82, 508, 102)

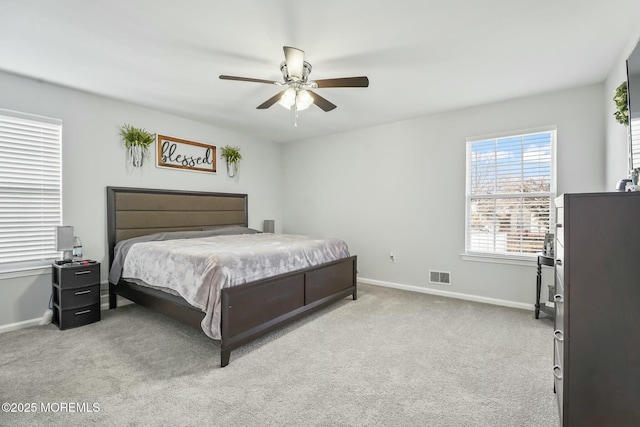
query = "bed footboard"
(109, 256, 357, 367)
(220, 255, 357, 367)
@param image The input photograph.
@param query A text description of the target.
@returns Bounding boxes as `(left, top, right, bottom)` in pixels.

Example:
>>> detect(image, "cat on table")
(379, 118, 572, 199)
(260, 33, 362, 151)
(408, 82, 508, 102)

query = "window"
(0, 109, 62, 272)
(631, 117, 640, 170)
(465, 128, 555, 259)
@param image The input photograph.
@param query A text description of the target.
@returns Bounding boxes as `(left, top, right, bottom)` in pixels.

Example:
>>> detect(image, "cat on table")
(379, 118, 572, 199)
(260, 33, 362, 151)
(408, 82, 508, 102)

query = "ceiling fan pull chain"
(294, 102, 298, 127)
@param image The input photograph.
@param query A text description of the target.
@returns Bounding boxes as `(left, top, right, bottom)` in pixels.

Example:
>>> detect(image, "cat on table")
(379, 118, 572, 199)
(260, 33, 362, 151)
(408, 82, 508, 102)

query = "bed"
(107, 186, 357, 367)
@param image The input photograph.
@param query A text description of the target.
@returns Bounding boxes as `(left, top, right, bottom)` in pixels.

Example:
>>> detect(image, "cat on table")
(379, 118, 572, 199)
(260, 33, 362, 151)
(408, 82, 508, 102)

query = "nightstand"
(52, 262, 101, 330)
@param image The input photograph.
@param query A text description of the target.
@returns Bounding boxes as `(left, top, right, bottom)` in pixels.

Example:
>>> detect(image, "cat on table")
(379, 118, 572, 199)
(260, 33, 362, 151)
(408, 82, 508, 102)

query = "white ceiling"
(1, 0, 640, 143)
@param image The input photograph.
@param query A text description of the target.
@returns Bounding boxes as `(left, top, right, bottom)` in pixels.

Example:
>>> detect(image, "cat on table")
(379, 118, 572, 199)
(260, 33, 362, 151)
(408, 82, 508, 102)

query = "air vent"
(429, 270, 451, 285)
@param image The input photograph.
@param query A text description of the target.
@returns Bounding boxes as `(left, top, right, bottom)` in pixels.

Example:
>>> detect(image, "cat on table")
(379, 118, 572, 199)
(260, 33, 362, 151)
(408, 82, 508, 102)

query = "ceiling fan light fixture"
(220, 46, 368, 119)
(296, 90, 313, 111)
(278, 87, 296, 109)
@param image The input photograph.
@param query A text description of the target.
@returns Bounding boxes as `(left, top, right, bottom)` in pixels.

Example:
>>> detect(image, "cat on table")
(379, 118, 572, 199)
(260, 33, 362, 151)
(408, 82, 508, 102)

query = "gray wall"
(0, 70, 283, 328)
(0, 71, 613, 328)
(282, 84, 605, 306)
(605, 29, 640, 189)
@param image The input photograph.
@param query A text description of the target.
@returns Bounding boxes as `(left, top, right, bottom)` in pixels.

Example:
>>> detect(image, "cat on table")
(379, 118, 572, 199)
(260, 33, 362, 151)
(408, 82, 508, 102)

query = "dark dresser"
(553, 192, 640, 426)
(52, 262, 101, 330)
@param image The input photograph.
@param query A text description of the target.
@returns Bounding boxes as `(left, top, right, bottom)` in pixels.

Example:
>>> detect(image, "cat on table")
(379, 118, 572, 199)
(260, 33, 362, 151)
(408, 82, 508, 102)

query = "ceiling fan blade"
(256, 91, 286, 109)
(219, 75, 280, 85)
(314, 76, 369, 88)
(283, 46, 305, 80)
(308, 91, 337, 112)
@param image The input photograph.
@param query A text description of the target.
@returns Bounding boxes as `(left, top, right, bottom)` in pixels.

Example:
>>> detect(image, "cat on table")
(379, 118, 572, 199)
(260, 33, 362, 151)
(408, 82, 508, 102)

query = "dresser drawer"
(57, 265, 100, 288)
(554, 369, 564, 422)
(553, 334, 564, 421)
(555, 243, 564, 285)
(55, 284, 100, 309)
(554, 283, 564, 329)
(55, 303, 100, 330)
(555, 207, 564, 247)
(555, 272, 564, 296)
(553, 329, 564, 366)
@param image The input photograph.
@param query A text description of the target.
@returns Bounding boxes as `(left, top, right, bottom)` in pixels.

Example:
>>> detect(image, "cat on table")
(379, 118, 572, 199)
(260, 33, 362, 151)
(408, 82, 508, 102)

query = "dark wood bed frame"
(107, 186, 357, 367)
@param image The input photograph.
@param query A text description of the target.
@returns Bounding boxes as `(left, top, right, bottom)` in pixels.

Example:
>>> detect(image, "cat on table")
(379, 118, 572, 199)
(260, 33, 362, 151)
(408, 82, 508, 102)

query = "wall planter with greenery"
(220, 145, 242, 177)
(614, 81, 629, 126)
(119, 123, 156, 167)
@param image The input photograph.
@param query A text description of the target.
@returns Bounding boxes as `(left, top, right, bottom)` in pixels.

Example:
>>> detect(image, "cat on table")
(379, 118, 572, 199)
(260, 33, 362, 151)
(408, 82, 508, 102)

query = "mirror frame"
(626, 39, 640, 170)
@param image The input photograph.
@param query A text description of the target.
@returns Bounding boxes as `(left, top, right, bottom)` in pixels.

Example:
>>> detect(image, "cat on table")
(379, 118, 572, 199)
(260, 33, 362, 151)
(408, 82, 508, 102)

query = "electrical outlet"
(389, 251, 396, 263)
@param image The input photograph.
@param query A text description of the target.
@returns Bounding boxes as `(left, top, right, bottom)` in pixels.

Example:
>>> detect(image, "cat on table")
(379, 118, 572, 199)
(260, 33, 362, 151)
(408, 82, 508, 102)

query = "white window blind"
(465, 129, 555, 257)
(0, 109, 62, 270)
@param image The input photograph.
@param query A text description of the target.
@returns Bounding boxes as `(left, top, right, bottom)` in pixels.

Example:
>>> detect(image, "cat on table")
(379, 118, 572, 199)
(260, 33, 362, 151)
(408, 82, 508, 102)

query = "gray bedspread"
(118, 233, 351, 339)
(108, 226, 260, 285)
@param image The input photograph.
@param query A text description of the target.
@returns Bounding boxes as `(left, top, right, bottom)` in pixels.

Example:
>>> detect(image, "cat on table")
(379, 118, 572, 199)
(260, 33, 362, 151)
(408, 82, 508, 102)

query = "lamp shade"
(55, 226, 74, 260)
(55, 226, 74, 251)
(278, 88, 296, 109)
(296, 90, 313, 110)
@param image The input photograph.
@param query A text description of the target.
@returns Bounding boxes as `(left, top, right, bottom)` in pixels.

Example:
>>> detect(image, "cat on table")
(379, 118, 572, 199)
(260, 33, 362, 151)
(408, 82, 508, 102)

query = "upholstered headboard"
(107, 186, 248, 266)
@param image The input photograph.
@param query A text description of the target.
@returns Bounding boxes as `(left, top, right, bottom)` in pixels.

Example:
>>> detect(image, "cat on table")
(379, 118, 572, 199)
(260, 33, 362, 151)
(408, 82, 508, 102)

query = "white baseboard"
(0, 318, 43, 334)
(0, 295, 132, 334)
(358, 277, 534, 311)
(2, 280, 531, 334)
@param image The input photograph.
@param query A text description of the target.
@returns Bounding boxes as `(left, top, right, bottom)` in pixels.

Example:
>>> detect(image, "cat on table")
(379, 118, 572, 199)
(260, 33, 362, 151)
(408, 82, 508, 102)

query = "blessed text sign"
(156, 135, 216, 173)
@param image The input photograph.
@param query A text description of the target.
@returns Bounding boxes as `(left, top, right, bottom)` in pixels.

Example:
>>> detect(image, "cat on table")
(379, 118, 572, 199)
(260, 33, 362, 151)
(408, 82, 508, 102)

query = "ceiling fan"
(219, 46, 369, 126)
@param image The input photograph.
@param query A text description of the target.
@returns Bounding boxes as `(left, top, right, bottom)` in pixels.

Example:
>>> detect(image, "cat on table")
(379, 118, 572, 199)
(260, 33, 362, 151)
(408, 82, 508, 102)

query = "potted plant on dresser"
(119, 123, 156, 167)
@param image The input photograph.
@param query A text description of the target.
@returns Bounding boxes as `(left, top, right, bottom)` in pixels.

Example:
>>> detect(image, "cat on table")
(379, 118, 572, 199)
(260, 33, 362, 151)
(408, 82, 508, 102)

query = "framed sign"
(156, 135, 216, 173)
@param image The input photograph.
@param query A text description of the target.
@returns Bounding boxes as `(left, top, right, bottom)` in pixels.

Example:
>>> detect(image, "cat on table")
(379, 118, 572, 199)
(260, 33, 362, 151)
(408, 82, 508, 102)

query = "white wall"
(282, 84, 605, 305)
(0, 70, 282, 327)
(605, 30, 640, 189)
(0, 69, 611, 327)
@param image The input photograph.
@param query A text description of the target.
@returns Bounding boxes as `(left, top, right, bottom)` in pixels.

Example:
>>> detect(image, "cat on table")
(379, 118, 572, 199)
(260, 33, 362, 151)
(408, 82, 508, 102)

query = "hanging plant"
(119, 123, 156, 167)
(613, 81, 629, 126)
(220, 145, 242, 177)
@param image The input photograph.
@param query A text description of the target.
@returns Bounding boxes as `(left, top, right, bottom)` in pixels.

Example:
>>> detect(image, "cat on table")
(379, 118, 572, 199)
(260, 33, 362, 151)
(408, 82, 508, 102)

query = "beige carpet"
(0, 284, 558, 427)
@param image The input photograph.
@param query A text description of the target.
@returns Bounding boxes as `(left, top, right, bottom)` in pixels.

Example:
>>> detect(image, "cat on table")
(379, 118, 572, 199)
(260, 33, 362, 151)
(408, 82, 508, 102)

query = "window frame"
(0, 108, 63, 274)
(630, 116, 640, 170)
(463, 126, 557, 264)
